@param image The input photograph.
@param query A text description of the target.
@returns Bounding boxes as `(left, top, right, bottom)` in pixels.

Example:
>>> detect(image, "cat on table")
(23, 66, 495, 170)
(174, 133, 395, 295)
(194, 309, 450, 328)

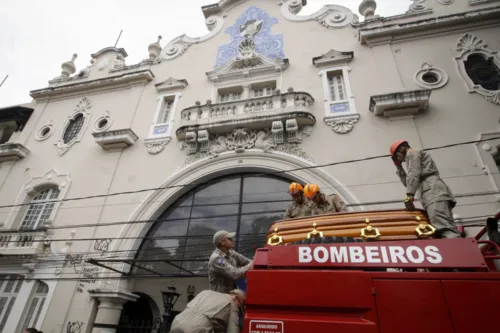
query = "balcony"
(0, 143, 30, 162)
(0, 230, 48, 256)
(177, 91, 315, 140)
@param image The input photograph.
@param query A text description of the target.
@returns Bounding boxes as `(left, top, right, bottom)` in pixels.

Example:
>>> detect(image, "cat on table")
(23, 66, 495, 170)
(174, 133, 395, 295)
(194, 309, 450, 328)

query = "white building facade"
(0, 0, 500, 332)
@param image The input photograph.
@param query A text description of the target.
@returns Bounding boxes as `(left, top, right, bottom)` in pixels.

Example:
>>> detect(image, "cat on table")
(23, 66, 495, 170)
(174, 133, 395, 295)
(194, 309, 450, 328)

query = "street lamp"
(161, 282, 180, 333)
(187, 285, 195, 302)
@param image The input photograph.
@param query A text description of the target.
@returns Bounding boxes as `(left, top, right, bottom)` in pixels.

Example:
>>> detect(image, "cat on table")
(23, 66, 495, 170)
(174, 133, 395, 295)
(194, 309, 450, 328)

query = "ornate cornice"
(30, 70, 154, 100)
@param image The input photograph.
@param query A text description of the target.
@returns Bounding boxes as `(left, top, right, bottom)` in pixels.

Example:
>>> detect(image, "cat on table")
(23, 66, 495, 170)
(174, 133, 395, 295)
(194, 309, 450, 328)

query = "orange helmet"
(288, 182, 304, 194)
(390, 140, 408, 157)
(303, 184, 320, 199)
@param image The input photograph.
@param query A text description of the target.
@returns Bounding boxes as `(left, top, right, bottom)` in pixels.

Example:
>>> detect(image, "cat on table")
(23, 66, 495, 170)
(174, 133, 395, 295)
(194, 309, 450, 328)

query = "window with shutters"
(21, 281, 48, 329)
(145, 93, 182, 153)
(0, 275, 23, 332)
(157, 99, 174, 124)
(328, 73, 346, 102)
(20, 188, 60, 230)
(251, 87, 273, 98)
(319, 66, 357, 118)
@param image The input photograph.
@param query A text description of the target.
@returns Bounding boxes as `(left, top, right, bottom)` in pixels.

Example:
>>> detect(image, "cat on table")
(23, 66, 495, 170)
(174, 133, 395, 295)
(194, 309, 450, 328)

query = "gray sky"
(0, 0, 410, 108)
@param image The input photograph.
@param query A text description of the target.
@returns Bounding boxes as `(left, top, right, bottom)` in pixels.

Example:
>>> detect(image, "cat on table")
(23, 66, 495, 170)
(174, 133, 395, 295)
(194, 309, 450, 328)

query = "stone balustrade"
(180, 91, 314, 123)
(0, 229, 48, 255)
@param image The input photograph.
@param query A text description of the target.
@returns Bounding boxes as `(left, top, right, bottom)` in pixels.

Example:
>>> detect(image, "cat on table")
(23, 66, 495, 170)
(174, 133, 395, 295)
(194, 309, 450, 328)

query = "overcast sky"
(0, 0, 410, 108)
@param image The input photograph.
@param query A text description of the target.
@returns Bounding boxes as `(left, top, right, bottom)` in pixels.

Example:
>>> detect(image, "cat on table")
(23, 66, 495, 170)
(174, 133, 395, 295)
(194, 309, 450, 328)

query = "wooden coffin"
(266, 209, 436, 246)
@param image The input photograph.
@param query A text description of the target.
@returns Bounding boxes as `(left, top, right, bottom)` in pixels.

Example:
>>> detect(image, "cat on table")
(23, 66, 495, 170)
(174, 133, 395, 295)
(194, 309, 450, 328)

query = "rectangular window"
(251, 87, 273, 98)
(219, 92, 242, 102)
(22, 281, 48, 329)
(0, 275, 23, 332)
(157, 99, 174, 124)
(328, 73, 346, 102)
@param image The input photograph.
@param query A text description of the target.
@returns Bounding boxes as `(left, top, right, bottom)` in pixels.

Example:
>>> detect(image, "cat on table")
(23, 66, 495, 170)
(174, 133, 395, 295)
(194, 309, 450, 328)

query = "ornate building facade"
(0, 0, 500, 332)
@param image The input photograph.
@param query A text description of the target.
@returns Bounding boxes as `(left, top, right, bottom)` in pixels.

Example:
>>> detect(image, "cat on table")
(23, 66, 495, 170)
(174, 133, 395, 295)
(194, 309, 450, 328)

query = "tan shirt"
(209, 248, 252, 294)
(311, 194, 347, 215)
(170, 290, 239, 333)
(284, 200, 312, 219)
(396, 148, 456, 208)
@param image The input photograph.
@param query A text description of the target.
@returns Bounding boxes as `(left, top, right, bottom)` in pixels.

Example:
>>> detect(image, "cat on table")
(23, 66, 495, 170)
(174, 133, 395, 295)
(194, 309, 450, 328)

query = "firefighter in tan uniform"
(390, 140, 461, 239)
(209, 230, 253, 294)
(170, 289, 245, 333)
(284, 182, 312, 219)
(303, 184, 347, 215)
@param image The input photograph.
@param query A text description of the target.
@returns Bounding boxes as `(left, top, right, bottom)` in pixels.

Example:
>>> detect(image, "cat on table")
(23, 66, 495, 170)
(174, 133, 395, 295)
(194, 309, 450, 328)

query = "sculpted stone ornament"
(179, 125, 314, 168)
(161, 15, 224, 61)
(145, 138, 171, 154)
(112, 54, 126, 71)
(279, 0, 355, 29)
(408, 0, 427, 12)
(455, 33, 500, 106)
(226, 128, 257, 153)
(324, 114, 360, 134)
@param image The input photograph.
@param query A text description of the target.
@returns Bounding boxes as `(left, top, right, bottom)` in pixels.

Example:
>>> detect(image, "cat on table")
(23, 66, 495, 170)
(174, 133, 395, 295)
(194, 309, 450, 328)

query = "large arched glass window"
(135, 174, 291, 276)
(20, 188, 60, 230)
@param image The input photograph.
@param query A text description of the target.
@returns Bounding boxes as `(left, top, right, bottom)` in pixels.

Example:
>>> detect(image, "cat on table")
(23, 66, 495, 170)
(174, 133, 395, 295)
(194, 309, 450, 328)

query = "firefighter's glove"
(404, 195, 415, 211)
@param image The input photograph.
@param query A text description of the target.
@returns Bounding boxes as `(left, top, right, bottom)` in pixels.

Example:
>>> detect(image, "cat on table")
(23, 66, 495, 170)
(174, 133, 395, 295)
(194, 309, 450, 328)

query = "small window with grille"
(0, 275, 23, 332)
(20, 188, 60, 230)
(63, 113, 84, 144)
(21, 281, 48, 329)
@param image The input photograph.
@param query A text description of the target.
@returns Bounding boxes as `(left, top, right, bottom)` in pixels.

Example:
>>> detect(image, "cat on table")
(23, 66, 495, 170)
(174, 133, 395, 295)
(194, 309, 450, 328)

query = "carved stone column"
(89, 289, 139, 333)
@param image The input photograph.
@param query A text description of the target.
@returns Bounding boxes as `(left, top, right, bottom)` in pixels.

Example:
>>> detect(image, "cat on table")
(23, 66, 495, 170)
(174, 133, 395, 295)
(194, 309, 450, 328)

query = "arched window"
(464, 54, 500, 91)
(20, 188, 60, 230)
(135, 174, 291, 275)
(21, 281, 48, 329)
(0, 275, 23, 332)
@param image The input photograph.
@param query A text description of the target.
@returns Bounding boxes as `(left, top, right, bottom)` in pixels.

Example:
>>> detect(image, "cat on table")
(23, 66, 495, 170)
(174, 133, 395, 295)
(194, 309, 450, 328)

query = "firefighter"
(170, 289, 245, 333)
(208, 230, 253, 294)
(390, 140, 461, 239)
(284, 182, 312, 219)
(303, 183, 347, 215)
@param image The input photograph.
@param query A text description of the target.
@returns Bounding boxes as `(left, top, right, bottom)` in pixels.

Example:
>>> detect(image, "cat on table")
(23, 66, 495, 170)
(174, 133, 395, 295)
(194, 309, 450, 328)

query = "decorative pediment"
(91, 47, 128, 59)
(155, 77, 188, 93)
(312, 49, 354, 68)
(207, 54, 289, 83)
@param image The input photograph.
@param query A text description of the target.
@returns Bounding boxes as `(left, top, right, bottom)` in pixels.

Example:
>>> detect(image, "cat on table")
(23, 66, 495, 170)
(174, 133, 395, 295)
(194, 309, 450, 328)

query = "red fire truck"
(243, 210, 500, 333)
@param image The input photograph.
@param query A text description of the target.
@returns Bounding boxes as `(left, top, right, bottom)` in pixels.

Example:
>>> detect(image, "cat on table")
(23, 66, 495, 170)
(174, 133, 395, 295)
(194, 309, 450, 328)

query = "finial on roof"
(359, 0, 377, 19)
(148, 35, 163, 61)
(61, 53, 77, 78)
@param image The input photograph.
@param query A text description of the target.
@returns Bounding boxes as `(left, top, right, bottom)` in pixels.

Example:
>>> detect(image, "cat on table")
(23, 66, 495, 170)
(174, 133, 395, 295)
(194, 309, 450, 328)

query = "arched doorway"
(133, 173, 291, 276)
(117, 292, 159, 333)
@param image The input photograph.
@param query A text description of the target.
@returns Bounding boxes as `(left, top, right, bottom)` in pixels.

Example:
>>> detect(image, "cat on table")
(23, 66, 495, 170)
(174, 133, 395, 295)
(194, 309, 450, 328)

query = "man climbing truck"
(240, 208, 500, 333)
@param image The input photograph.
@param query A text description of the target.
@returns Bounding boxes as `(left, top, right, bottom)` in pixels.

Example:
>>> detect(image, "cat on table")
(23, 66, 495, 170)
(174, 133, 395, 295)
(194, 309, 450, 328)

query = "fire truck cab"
(243, 211, 500, 333)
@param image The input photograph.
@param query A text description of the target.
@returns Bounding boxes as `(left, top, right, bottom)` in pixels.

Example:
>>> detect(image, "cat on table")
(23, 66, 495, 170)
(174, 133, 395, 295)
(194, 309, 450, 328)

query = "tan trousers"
(426, 201, 461, 239)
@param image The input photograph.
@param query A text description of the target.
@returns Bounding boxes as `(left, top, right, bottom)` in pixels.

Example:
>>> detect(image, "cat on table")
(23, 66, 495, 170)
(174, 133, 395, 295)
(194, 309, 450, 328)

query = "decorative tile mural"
(214, 6, 285, 68)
